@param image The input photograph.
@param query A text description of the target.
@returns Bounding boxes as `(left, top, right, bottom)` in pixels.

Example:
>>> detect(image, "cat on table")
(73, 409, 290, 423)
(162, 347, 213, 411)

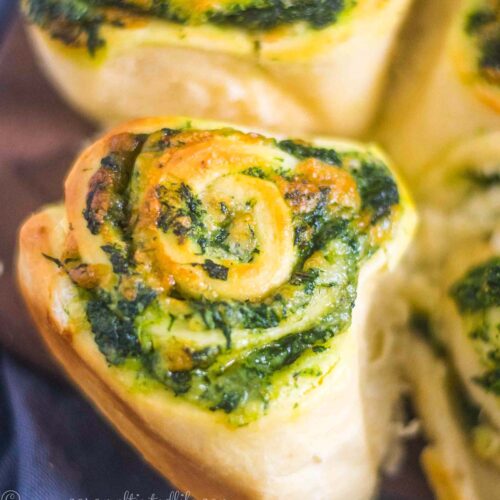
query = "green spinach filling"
(24, 0, 355, 54)
(54, 126, 400, 421)
(156, 182, 260, 263)
(466, 2, 500, 85)
(450, 257, 500, 396)
(450, 257, 500, 313)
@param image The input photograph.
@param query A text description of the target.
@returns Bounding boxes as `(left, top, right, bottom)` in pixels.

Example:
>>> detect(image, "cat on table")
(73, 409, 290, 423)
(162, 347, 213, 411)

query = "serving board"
(0, 17, 434, 499)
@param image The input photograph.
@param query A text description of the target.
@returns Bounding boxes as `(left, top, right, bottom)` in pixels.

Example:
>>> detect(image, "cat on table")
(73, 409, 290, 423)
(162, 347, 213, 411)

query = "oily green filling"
(83, 246, 358, 417)
(450, 257, 500, 396)
(54, 126, 400, 421)
(143, 288, 355, 413)
(24, 0, 354, 54)
(465, 2, 500, 85)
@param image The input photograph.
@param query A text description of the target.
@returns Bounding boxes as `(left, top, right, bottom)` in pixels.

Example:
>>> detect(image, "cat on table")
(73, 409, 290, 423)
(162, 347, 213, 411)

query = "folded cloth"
(0, 350, 175, 500)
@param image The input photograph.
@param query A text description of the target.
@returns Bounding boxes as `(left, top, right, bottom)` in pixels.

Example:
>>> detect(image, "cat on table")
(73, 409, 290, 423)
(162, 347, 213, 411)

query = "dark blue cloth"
(0, 350, 176, 500)
(0, 0, 16, 42)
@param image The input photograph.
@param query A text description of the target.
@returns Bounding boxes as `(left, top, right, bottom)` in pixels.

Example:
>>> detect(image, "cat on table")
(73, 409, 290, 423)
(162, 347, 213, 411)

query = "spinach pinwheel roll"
(18, 117, 416, 499)
(404, 132, 500, 499)
(22, 0, 413, 136)
(378, 0, 500, 175)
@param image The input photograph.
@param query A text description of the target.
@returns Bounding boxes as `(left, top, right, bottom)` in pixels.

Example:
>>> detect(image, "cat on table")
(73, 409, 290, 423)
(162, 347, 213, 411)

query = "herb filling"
(25, 0, 355, 54)
(53, 126, 400, 422)
(450, 257, 500, 395)
(466, 2, 500, 85)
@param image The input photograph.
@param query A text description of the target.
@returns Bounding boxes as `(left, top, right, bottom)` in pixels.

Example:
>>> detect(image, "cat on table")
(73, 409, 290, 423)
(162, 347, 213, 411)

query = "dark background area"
(0, 9, 434, 499)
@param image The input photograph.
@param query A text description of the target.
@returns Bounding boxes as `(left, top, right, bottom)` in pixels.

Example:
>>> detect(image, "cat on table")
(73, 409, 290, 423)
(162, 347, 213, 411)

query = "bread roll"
(17, 116, 416, 499)
(22, 0, 413, 136)
(377, 0, 500, 176)
(403, 132, 500, 499)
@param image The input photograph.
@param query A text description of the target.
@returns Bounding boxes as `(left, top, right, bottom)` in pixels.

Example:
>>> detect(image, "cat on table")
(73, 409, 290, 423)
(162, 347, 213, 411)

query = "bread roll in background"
(377, 0, 500, 177)
(22, 0, 414, 137)
(401, 132, 500, 500)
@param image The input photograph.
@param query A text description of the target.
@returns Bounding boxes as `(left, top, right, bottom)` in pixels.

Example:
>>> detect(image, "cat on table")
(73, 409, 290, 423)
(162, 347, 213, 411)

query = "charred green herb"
(202, 259, 229, 280)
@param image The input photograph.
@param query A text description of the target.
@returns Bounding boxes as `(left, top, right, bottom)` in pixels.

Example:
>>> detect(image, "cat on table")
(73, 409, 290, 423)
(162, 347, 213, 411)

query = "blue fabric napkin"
(0, 350, 176, 500)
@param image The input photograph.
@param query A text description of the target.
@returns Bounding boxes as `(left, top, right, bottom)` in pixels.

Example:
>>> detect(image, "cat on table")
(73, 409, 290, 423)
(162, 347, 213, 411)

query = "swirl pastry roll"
(378, 0, 500, 175)
(22, 0, 413, 136)
(18, 117, 415, 499)
(404, 132, 500, 499)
